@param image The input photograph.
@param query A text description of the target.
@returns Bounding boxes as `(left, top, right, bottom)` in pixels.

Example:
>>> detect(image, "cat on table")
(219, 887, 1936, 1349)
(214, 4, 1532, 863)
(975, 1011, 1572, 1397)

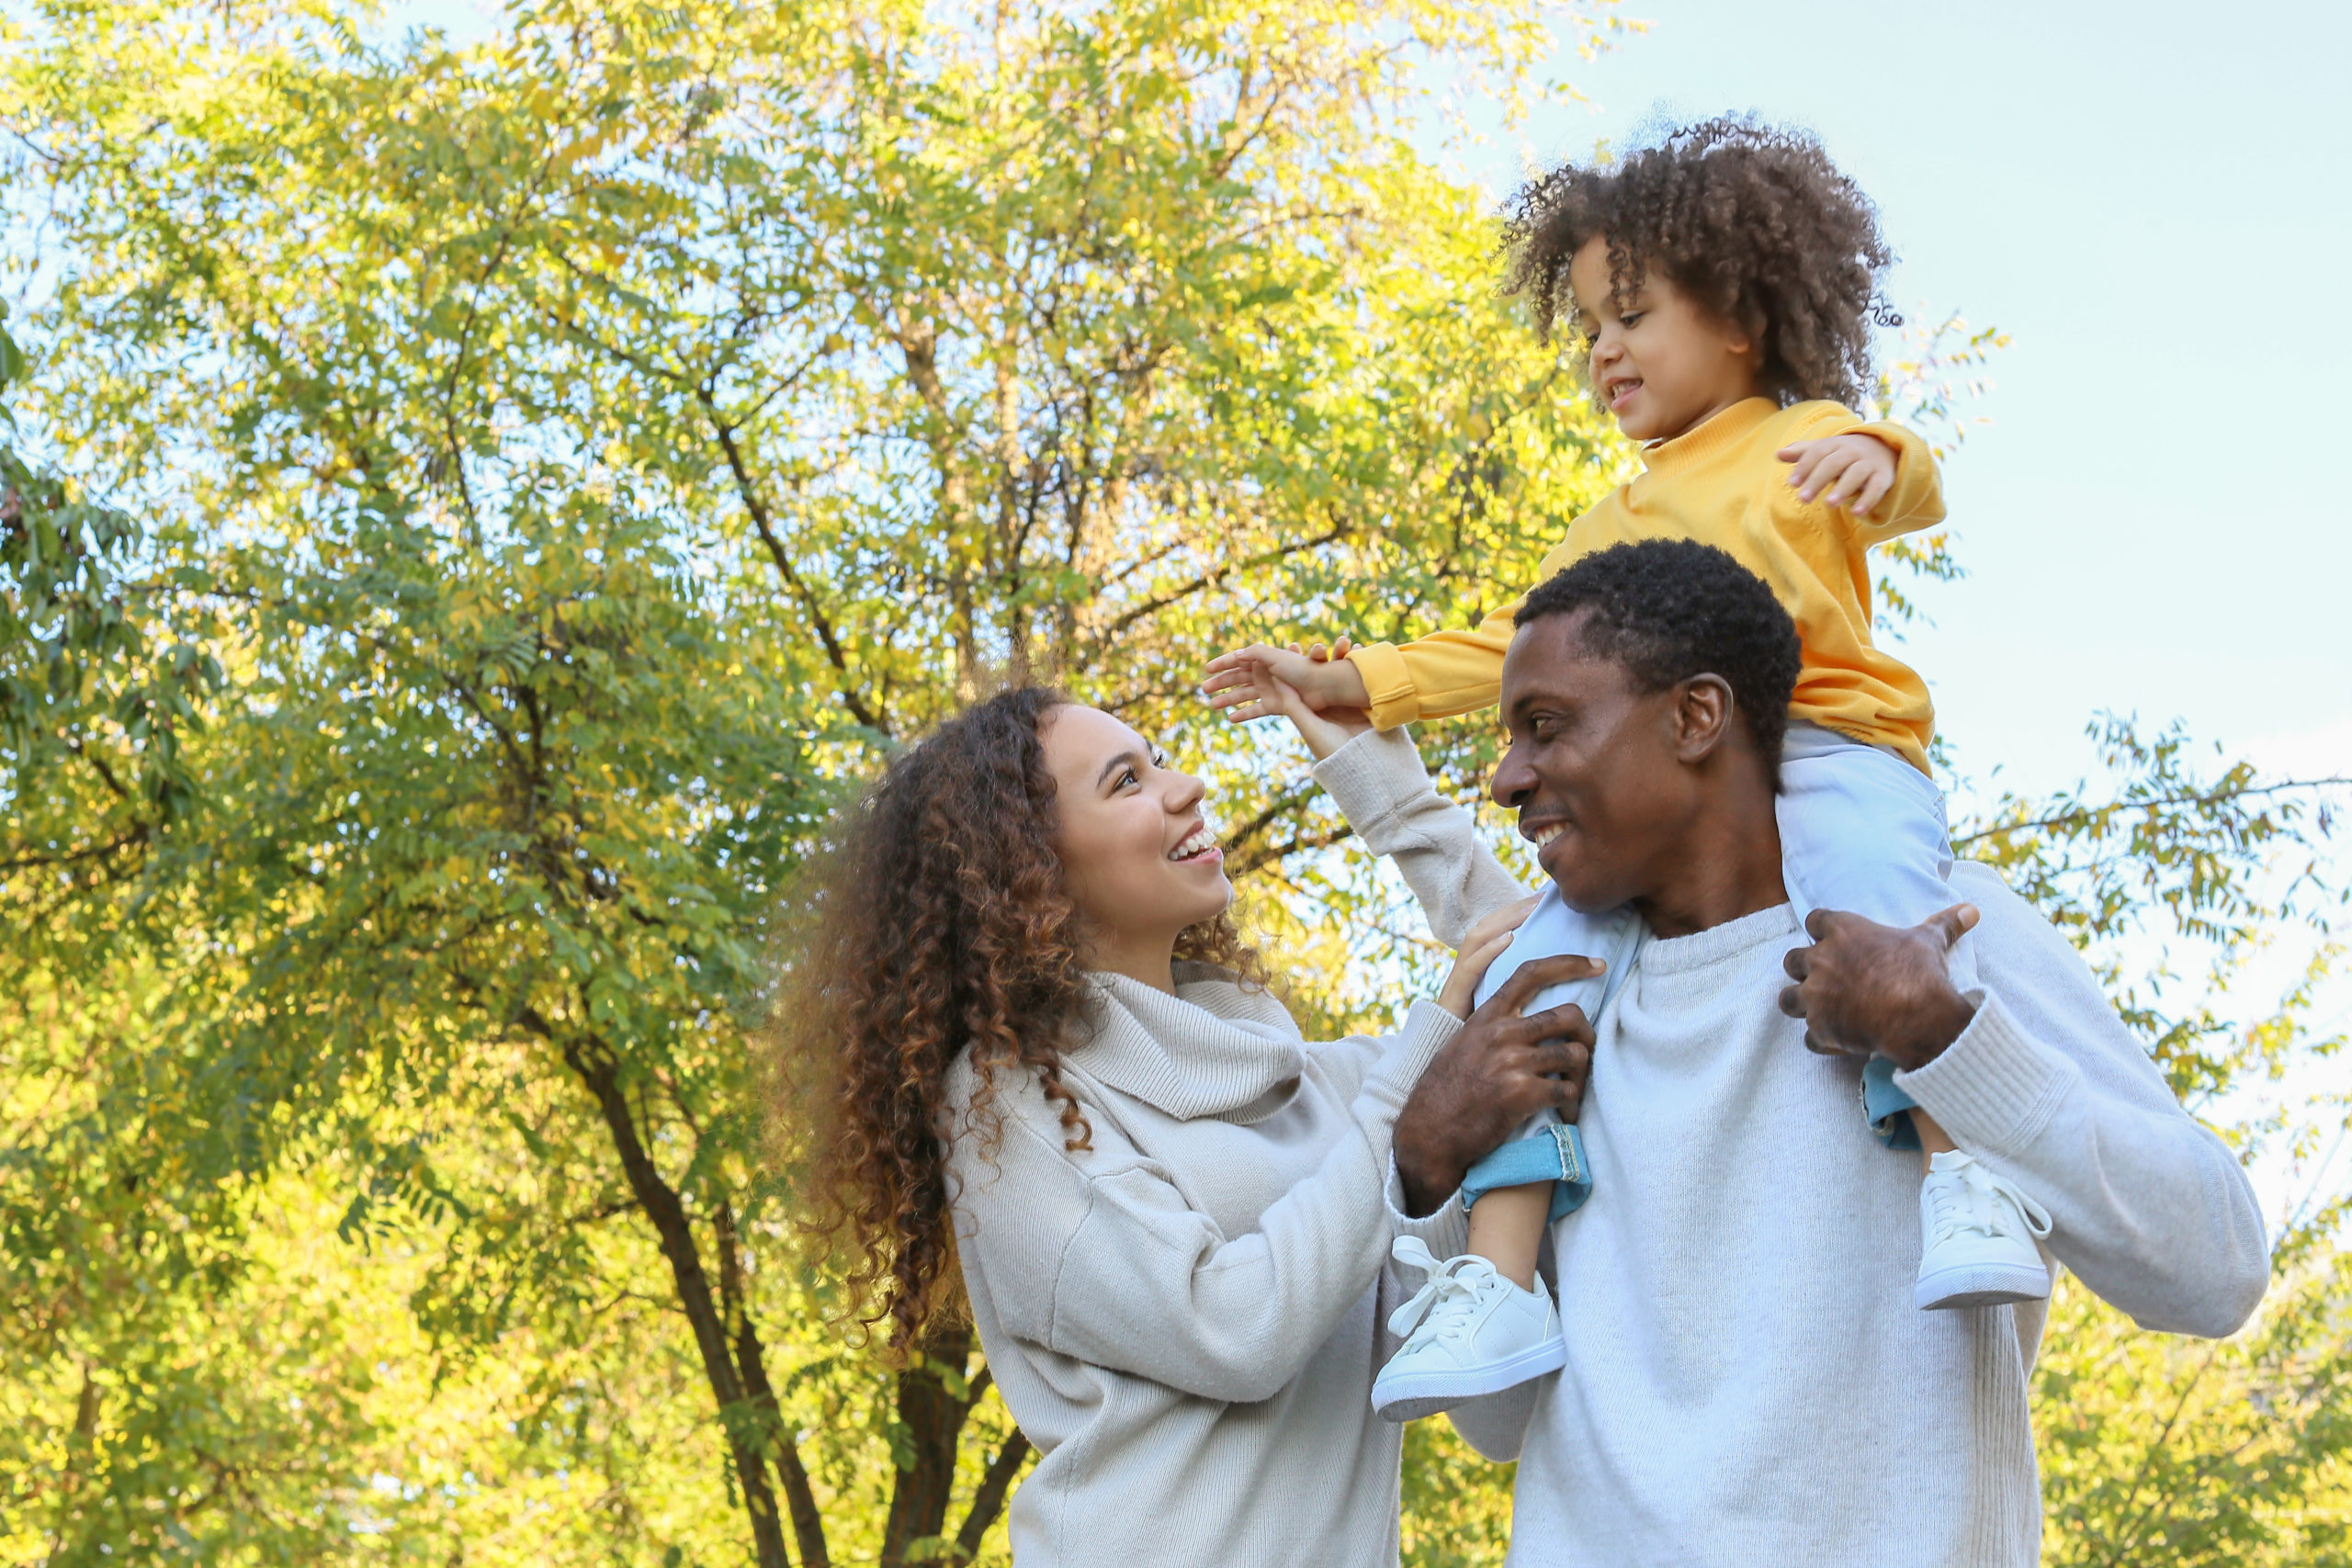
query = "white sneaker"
(1372, 1237, 1565, 1422)
(1916, 1150, 2054, 1311)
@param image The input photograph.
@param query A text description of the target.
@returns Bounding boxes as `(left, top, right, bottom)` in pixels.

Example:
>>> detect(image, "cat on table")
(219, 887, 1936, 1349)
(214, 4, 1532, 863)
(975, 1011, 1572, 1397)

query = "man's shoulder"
(1951, 860, 2100, 991)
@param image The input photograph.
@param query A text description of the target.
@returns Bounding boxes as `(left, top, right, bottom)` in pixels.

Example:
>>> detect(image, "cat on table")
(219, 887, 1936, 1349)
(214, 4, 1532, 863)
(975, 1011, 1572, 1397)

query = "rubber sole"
(1371, 1336, 1568, 1423)
(1917, 1259, 2052, 1312)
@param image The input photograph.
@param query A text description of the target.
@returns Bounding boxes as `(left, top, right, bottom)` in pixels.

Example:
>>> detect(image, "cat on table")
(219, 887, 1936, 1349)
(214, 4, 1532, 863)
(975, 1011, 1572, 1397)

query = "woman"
(772, 686, 1549, 1567)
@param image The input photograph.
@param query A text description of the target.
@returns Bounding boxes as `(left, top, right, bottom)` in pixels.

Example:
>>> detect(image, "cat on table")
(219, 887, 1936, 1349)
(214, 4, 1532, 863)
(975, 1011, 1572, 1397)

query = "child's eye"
(1620, 311, 1644, 329)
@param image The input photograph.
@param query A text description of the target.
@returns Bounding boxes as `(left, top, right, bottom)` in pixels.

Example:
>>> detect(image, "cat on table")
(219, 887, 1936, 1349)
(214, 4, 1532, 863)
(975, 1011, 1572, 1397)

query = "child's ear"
(1734, 307, 1769, 362)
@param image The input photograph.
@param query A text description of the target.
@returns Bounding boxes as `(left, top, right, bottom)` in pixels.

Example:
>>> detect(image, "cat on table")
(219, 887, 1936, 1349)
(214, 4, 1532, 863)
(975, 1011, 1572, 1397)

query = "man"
(1298, 540, 2267, 1565)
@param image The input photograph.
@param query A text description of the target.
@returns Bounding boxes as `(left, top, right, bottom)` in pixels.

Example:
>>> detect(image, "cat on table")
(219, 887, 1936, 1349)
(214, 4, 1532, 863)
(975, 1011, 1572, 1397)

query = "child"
(1202, 118, 2052, 1423)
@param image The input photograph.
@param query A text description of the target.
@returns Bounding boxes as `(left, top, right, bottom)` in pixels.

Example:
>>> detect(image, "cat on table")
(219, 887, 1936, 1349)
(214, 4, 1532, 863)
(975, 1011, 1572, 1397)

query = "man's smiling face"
(1489, 608, 1698, 915)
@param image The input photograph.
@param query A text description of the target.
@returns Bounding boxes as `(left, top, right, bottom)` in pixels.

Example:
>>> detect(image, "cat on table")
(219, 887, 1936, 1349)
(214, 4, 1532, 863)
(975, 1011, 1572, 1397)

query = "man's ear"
(1671, 674, 1736, 763)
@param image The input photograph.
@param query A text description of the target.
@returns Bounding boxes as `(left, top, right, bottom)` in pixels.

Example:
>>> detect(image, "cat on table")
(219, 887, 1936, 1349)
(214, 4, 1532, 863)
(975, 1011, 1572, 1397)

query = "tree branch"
(1953, 777, 2350, 849)
(527, 1013, 797, 1568)
(698, 393, 883, 733)
(953, 1428, 1032, 1561)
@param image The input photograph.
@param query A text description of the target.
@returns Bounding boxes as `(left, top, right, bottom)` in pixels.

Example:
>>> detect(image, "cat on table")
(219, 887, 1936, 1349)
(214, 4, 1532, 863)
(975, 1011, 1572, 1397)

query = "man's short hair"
(1513, 540, 1802, 776)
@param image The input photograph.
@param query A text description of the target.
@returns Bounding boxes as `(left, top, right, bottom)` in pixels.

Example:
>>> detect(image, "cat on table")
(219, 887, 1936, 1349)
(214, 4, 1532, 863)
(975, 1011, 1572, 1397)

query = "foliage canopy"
(0, 2, 2345, 1564)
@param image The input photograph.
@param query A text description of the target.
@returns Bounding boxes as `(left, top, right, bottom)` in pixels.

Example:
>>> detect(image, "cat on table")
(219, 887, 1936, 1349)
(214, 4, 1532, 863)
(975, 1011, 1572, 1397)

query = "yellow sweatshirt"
(1347, 397, 1942, 774)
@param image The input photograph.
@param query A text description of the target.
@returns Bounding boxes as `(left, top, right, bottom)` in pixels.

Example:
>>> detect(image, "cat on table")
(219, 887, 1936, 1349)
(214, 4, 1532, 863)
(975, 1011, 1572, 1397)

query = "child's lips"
(1608, 378, 1642, 412)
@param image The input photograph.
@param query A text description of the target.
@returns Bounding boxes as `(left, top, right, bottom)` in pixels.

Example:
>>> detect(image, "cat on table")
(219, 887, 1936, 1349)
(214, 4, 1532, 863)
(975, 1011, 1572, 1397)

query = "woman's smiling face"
(1040, 705, 1231, 979)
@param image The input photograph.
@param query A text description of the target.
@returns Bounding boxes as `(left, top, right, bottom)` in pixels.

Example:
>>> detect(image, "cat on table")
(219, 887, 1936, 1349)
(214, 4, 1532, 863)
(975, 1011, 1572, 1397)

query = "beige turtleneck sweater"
(945, 964, 1466, 1568)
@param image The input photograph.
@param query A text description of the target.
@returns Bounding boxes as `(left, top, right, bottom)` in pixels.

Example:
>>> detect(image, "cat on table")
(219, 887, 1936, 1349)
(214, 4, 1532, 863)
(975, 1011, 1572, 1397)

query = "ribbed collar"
(1071, 964, 1306, 1123)
(1634, 900, 1800, 976)
(1638, 396, 1781, 472)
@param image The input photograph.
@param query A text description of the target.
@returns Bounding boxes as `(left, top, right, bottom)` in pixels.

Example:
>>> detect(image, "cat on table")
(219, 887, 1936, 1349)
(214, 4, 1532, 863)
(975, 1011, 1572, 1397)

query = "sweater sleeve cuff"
(1851, 418, 1925, 457)
(1386, 1158, 1472, 1257)
(1891, 990, 2076, 1158)
(1362, 999, 1463, 1111)
(1346, 642, 1423, 732)
(1309, 726, 1434, 839)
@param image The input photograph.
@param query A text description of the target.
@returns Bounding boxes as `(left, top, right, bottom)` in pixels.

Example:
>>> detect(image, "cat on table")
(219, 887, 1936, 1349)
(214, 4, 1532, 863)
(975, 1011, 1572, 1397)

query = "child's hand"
(1202, 639, 1372, 723)
(1777, 433, 1898, 516)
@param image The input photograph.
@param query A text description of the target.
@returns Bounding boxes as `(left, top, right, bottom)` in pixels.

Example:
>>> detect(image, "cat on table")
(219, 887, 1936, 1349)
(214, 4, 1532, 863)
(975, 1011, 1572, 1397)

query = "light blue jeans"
(1460, 723, 1973, 1216)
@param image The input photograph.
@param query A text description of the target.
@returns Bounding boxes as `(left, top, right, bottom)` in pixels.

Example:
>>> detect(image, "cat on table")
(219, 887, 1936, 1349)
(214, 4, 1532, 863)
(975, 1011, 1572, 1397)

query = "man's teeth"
(1528, 824, 1563, 850)
(1169, 825, 1219, 861)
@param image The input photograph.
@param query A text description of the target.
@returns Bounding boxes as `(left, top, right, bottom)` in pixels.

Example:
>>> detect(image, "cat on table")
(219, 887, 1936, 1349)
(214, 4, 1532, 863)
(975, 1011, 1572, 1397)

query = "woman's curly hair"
(765, 685, 1259, 1356)
(1502, 116, 1897, 408)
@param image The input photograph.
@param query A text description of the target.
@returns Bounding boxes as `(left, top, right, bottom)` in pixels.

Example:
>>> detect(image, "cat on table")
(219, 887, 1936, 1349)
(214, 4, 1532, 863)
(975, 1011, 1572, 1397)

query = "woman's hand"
(1436, 896, 1541, 1018)
(1263, 671, 1372, 762)
(1201, 637, 1373, 728)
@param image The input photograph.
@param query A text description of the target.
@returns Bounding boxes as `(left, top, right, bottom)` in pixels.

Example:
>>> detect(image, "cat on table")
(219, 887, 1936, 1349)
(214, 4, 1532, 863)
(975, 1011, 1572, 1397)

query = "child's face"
(1567, 237, 1763, 443)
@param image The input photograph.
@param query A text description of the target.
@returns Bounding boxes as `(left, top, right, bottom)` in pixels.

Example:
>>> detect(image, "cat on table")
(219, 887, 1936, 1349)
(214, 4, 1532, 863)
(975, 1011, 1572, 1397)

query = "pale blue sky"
(1507, 0, 2352, 796)
(1500, 0, 2352, 1211)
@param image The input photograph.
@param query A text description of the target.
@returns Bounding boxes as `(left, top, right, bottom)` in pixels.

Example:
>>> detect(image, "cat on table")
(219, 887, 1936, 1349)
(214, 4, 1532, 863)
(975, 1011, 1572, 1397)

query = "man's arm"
(1781, 865, 2269, 1337)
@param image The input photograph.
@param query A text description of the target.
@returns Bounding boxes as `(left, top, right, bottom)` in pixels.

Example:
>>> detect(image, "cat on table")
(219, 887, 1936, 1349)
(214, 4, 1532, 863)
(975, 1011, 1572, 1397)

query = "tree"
(0, 0, 1632, 1561)
(2, 2, 2346, 1564)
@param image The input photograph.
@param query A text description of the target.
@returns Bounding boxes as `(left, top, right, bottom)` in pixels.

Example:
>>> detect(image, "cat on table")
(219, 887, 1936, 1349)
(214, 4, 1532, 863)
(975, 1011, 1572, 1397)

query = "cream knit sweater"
(1311, 728, 2272, 1568)
(945, 963, 1467, 1567)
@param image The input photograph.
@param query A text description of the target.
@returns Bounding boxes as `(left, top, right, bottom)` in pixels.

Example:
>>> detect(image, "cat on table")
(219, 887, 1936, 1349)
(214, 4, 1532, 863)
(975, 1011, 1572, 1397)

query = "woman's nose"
(1168, 770, 1207, 815)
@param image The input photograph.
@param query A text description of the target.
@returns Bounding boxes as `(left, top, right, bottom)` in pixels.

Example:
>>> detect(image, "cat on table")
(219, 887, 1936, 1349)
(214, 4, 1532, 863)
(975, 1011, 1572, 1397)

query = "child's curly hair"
(1503, 117, 1897, 409)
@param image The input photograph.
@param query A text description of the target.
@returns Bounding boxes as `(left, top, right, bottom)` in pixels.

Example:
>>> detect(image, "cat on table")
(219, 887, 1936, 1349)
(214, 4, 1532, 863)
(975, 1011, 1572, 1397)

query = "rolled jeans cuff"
(1461, 1123, 1592, 1224)
(1863, 1055, 1922, 1151)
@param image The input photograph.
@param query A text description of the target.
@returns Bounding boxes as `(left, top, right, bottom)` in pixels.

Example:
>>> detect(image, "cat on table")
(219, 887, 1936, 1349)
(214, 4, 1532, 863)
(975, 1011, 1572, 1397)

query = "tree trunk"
(552, 1026, 807, 1568)
(878, 1325, 978, 1567)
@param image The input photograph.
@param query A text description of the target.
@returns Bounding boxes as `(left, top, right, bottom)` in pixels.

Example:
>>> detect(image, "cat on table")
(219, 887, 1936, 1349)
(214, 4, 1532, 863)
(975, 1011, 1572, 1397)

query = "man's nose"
(1490, 746, 1534, 809)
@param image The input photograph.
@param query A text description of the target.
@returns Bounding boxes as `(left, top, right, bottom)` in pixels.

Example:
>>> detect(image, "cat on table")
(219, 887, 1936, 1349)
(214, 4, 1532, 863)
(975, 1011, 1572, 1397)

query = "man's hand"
(1777, 432, 1899, 516)
(1202, 638, 1372, 723)
(1396, 953, 1601, 1216)
(1778, 904, 1980, 1072)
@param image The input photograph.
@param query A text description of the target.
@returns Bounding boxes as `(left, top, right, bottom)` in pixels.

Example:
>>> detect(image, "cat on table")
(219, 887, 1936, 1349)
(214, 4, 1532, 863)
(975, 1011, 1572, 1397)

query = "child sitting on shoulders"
(1203, 117, 2052, 1422)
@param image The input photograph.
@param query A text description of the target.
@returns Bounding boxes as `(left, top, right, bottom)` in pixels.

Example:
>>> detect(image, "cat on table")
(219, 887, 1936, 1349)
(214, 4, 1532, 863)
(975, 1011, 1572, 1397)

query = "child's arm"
(1335, 530, 1587, 732)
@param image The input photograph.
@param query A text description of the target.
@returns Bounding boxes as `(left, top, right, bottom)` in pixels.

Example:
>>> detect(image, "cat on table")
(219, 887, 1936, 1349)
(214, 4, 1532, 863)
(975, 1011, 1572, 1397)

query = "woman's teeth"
(1169, 825, 1219, 862)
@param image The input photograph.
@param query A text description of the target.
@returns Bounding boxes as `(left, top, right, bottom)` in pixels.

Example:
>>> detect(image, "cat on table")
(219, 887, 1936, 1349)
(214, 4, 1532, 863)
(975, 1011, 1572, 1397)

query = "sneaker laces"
(1928, 1157, 2054, 1246)
(1386, 1236, 1501, 1342)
